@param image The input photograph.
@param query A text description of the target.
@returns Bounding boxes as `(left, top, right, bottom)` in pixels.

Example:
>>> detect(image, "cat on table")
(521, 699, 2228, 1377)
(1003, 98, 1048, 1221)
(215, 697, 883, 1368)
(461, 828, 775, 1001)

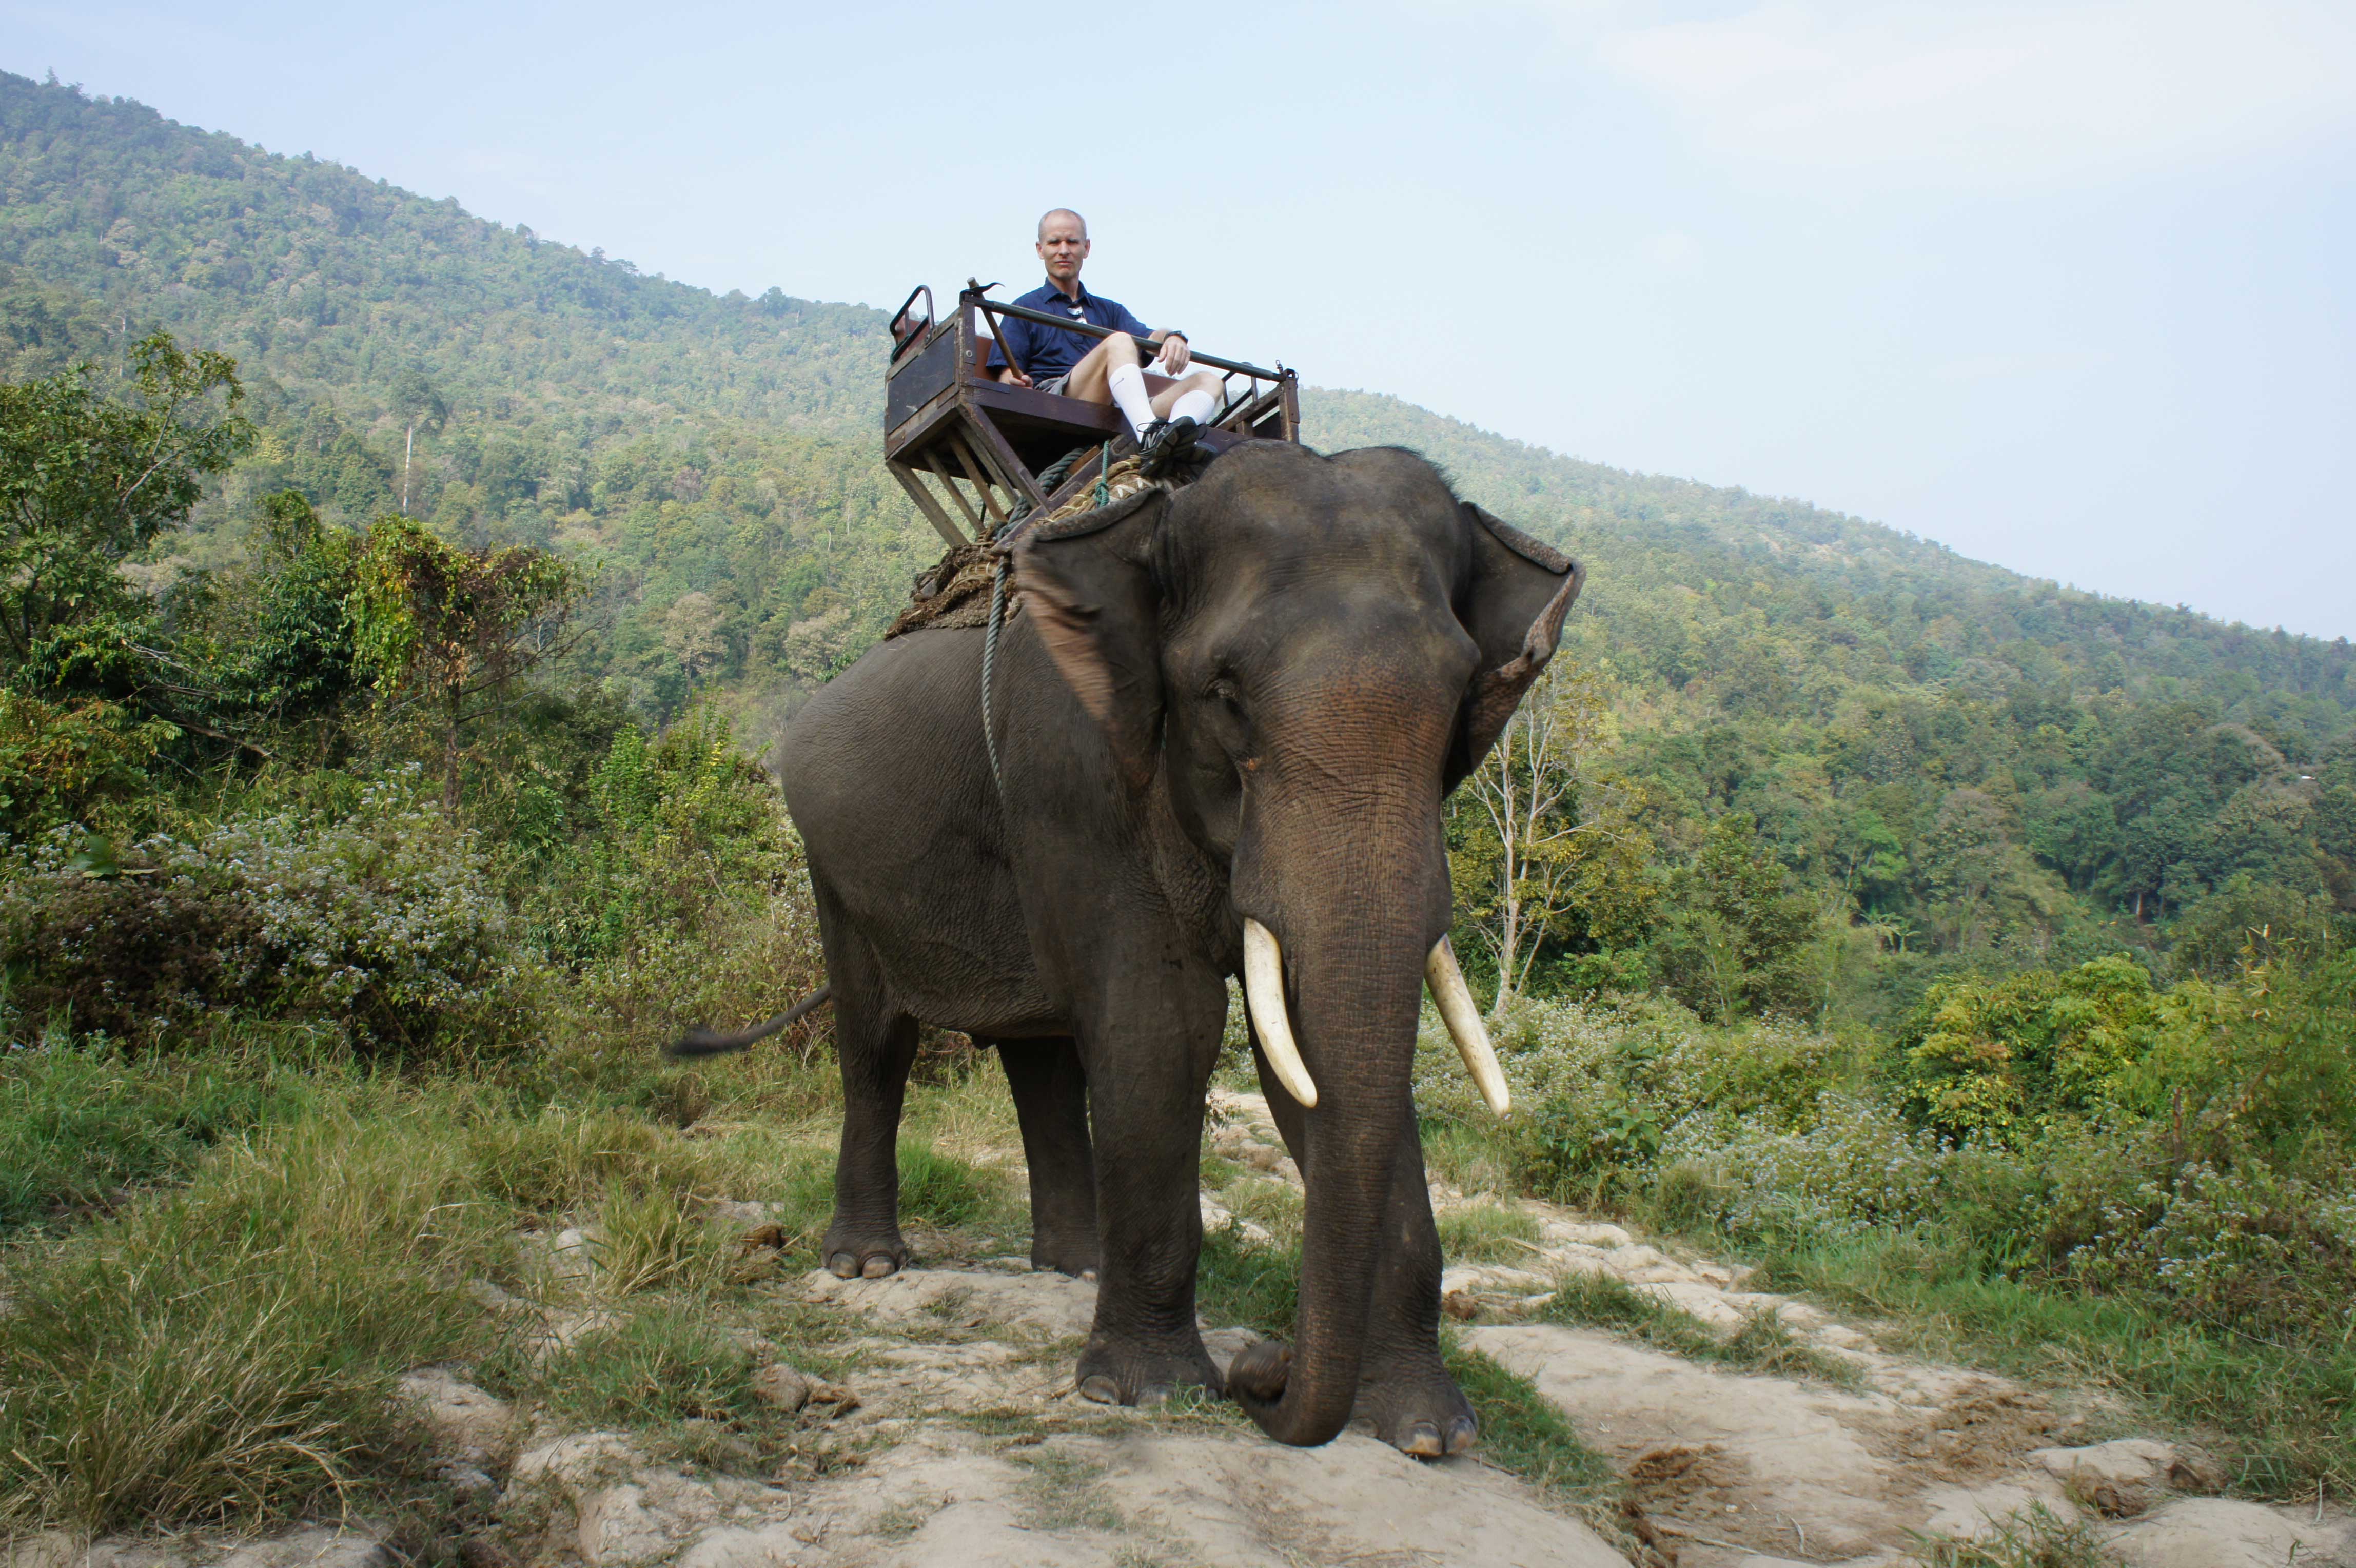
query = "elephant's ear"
(1007, 488, 1169, 790)
(1446, 502, 1586, 792)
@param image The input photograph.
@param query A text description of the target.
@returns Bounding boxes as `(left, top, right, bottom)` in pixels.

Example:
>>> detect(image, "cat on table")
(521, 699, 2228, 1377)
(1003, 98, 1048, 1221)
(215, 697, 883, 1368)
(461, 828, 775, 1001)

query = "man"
(989, 208, 1226, 472)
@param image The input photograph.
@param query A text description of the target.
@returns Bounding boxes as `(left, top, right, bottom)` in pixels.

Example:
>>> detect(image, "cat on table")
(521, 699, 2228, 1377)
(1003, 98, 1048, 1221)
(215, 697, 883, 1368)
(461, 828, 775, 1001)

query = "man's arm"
(1120, 304, 1191, 374)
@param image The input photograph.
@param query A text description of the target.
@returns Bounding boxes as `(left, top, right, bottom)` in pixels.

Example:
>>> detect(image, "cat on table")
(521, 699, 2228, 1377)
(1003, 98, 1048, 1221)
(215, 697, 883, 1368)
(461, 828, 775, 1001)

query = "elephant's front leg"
(1253, 1037, 1474, 1457)
(1072, 970, 1229, 1406)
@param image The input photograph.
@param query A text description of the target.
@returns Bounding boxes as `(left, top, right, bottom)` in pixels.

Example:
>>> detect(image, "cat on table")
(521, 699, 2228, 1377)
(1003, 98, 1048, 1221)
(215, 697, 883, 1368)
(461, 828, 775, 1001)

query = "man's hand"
(1151, 329, 1191, 375)
(1000, 366, 1033, 388)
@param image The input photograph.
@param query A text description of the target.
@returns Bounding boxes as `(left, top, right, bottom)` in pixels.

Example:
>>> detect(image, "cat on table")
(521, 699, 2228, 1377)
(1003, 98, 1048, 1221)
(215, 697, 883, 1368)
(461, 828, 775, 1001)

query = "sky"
(10, 0, 2353, 637)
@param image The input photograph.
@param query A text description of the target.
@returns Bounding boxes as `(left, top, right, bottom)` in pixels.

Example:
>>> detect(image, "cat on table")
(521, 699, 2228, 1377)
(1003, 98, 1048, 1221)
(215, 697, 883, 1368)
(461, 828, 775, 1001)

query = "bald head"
(1035, 209, 1091, 294)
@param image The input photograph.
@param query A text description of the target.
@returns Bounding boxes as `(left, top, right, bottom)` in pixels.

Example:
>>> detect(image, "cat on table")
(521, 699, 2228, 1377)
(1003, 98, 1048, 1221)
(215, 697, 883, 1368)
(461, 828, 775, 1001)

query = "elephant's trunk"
(1229, 796, 1445, 1447)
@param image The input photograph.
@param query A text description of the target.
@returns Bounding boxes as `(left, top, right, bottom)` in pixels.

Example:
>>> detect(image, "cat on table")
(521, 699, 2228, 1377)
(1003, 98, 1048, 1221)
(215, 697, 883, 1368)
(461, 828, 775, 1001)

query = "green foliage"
(1899, 956, 2163, 1142)
(0, 689, 174, 830)
(349, 513, 584, 806)
(529, 707, 799, 967)
(167, 490, 362, 731)
(2114, 949, 2356, 1150)
(0, 331, 251, 682)
(1653, 812, 1822, 1021)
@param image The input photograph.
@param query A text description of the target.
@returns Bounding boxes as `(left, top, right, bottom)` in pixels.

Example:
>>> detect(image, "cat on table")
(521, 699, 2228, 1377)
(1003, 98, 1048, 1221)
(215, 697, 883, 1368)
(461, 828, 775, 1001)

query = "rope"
(981, 556, 1009, 793)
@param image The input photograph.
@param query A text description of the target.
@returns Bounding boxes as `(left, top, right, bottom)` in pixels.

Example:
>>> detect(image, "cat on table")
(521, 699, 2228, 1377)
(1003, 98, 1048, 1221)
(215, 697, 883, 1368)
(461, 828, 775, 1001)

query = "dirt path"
(27, 1088, 2354, 1568)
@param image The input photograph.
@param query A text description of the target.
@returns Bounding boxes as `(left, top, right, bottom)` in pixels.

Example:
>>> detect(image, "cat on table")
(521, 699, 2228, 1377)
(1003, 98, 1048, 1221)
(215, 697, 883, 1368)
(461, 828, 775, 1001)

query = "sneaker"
(1137, 415, 1201, 477)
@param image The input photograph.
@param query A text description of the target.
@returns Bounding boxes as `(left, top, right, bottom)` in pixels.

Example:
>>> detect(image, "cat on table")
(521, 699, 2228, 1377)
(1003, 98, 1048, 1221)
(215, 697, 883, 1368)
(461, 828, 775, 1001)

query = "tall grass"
(0, 1032, 328, 1232)
(0, 1100, 505, 1534)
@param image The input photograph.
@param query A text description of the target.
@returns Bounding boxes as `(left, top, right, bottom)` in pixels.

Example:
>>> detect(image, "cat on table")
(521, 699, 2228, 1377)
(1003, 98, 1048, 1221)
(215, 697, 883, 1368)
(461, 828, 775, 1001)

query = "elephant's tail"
(667, 986, 834, 1058)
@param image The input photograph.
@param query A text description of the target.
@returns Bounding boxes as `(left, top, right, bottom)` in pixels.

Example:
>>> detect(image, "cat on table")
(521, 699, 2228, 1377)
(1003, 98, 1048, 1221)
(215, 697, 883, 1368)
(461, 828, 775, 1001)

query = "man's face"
(1036, 217, 1089, 290)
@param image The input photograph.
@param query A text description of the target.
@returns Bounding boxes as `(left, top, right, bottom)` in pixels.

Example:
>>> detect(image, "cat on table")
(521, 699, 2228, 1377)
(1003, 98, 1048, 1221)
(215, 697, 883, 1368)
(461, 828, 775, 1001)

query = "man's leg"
(1152, 369, 1223, 427)
(1057, 334, 1160, 438)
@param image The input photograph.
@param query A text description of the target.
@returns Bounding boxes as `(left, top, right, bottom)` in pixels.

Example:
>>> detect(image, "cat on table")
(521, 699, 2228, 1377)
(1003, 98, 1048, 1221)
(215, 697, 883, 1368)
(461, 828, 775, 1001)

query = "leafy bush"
(528, 708, 800, 967)
(1, 767, 526, 1054)
(0, 691, 173, 831)
(1897, 955, 2163, 1144)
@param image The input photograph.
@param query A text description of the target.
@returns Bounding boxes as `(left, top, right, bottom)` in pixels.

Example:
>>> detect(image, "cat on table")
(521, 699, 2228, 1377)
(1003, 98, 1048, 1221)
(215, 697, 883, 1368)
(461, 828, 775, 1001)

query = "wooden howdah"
(883, 282, 1301, 545)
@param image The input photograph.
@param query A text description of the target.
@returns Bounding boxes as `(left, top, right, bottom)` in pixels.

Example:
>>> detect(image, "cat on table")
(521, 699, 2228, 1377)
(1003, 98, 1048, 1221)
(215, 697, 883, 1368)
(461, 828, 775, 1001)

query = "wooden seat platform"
(884, 281, 1300, 545)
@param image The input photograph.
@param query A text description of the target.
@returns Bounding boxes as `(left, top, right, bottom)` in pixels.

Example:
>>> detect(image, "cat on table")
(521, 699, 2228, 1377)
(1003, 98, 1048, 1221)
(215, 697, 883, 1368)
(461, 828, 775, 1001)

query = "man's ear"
(1446, 502, 1586, 792)
(1007, 488, 1169, 790)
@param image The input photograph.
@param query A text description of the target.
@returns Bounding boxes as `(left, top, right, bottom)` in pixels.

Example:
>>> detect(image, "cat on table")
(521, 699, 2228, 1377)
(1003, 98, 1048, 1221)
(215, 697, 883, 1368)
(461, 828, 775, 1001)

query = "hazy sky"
(12, 1, 2353, 636)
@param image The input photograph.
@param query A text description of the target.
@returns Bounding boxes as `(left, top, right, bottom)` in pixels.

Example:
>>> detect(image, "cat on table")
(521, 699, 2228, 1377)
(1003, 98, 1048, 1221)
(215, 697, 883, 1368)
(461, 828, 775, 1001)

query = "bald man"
(987, 208, 1226, 473)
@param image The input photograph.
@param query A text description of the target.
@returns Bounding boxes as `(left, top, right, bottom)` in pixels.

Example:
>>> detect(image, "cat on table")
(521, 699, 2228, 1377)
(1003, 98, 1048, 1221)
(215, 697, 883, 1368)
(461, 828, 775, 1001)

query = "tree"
(1657, 812, 1820, 1021)
(349, 514, 584, 808)
(390, 369, 448, 515)
(1451, 668, 1654, 1016)
(662, 591, 728, 684)
(0, 331, 252, 681)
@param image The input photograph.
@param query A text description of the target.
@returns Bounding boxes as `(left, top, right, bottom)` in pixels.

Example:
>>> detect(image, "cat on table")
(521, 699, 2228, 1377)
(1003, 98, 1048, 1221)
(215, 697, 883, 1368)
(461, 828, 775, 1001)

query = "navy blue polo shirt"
(986, 279, 1153, 381)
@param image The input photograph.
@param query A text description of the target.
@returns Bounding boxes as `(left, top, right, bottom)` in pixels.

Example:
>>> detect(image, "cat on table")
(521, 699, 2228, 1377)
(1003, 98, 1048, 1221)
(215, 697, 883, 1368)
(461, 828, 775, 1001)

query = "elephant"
(775, 441, 1583, 1453)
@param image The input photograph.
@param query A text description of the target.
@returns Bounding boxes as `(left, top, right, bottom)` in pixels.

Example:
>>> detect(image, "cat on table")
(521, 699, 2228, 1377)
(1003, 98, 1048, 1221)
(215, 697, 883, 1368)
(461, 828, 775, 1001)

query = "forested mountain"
(4, 68, 2350, 1016)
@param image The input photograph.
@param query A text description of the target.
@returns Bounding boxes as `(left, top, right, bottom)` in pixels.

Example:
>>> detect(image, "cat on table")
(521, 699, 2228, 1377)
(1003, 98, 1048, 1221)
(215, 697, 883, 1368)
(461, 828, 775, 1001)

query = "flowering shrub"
(1, 767, 525, 1054)
(2042, 1128, 2356, 1338)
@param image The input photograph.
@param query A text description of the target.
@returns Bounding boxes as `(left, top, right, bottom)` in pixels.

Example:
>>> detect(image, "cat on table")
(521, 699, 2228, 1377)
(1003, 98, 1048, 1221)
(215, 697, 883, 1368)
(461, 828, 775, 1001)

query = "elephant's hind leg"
(820, 909, 920, 1280)
(993, 1036, 1100, 1278)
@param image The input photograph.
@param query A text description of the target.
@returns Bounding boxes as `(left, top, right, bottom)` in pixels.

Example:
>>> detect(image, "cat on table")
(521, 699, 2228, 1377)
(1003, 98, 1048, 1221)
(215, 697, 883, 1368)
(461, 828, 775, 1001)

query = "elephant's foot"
(821, 1220, 908, 1280)
(1352, 1360, 1478, 1459)
(1074, 1334, 1222, 1406)
(1029, 1227, 1099, 1279)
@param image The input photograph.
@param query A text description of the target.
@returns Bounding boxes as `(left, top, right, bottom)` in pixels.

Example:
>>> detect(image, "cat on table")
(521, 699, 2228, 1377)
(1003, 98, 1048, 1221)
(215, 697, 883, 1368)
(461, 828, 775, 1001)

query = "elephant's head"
(1010, 443, 1583, 1446)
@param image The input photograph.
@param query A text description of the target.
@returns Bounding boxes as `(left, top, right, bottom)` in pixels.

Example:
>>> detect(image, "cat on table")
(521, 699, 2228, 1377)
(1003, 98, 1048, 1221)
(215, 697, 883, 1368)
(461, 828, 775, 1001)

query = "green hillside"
(3, 68, 2350, 1014)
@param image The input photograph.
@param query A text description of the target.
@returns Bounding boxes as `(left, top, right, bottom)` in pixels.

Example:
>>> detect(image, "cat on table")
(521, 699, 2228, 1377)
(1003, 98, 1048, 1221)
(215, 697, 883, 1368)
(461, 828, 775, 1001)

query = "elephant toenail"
(1077, 1375, 1120, 1404)
(828, 1252, 859, 1279)
(1401, 1422, 1444, 1458)
(861, 1255, 897, 1279)
(1445, 1418, 1479, 1456)
(1138, 1384, 1173, 1407)
(1081, 1268, 1098, 1283)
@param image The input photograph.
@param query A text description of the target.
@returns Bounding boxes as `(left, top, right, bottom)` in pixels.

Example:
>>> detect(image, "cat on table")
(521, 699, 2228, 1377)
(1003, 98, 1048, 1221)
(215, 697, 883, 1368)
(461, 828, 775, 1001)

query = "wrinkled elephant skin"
(778, 443, 1582, 1451)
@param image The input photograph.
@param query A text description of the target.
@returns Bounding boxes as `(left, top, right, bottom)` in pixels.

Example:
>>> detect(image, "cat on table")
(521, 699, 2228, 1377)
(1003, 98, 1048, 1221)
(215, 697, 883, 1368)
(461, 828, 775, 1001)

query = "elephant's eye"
(1208, 678, 1245, 715)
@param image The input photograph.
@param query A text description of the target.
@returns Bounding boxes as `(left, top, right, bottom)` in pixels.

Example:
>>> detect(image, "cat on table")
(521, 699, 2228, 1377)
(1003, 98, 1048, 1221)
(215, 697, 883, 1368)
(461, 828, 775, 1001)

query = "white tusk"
(1242, 919, 1319, 1108)
(1426, 937, 1510, 1116)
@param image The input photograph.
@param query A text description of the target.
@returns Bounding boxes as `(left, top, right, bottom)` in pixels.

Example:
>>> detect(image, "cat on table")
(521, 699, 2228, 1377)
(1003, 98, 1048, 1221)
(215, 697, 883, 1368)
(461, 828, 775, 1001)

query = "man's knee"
(1184, 370, 1221, 395)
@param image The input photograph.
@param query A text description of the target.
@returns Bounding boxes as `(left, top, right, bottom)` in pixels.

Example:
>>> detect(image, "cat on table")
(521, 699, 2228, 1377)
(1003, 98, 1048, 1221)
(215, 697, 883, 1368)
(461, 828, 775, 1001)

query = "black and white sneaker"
(1137, 415, 1202, 478)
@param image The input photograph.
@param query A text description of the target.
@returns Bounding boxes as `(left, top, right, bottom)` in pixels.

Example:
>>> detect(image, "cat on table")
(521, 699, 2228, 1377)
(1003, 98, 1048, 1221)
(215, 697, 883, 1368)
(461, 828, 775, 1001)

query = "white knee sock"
(1170, 388, 1217, 425)
(1106, 363, 1157, 436)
